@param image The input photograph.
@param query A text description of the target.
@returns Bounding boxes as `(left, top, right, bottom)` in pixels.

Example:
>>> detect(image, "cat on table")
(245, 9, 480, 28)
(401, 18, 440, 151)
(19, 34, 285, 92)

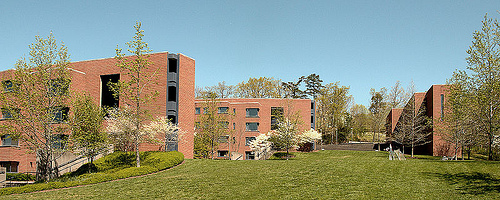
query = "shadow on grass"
(429, 172, 500, 195)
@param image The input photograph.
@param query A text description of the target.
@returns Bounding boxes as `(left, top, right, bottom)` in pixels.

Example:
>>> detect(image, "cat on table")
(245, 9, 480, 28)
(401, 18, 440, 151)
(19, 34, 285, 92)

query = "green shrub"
(6, 173, 36, 181)
(269, 152, 295, 160)
(0, 151, 184, 196)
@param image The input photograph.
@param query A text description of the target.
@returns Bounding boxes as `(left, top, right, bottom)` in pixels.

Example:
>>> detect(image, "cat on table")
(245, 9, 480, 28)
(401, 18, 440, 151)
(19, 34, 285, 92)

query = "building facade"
(194, 98, 314, 160)
(0, 52, 195, 173)
(385, 84, 454, 156)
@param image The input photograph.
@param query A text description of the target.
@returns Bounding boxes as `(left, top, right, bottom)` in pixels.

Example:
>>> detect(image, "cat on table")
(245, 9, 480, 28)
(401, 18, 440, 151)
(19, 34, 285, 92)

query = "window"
(440, 94, 444, 120)
(246, 108, 259, 118)
(233, 123, 236, 130)
(101, 74, 120, 108)
(168, 58, 178, 73)
(51, 107, 69, 123)
(2, 80, 14, 92)
(219, 121, 229, 129)
(51, 134, 68, 150)
(195, 122, 201, 130)
(195, 107, 201, 115)
(218, 107, 229, 114)
(1, 108, 19, 120)
(245, 137, 256, 146)
(49, 78, 70, 96)
(246, 123, 259, 132)
(218, 135, 229, 143)
(271, 107, 283, 130)
(233, 108, 236, 114)
(218, 150, 228, 158)
(0, 161, 19, 173)
(1, 135, 18, 146)
(245, 151, 255, 160)
(168, 115, 176, 124)
(168, 86, 177, 102)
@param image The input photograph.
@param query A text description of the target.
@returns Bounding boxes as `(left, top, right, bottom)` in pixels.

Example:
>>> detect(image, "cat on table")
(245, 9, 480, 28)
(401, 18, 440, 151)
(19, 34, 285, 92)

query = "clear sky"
(1, 1, 499, 107)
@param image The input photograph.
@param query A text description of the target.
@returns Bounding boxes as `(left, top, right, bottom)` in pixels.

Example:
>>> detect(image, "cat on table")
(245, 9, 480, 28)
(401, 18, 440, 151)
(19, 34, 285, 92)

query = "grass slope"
(2, 150, 499, 199)
(0, 151, 183, 196)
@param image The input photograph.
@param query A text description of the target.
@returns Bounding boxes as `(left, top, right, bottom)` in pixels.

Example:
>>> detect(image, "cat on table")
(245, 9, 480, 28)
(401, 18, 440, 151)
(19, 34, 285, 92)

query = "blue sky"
(0, 1, 499, 107)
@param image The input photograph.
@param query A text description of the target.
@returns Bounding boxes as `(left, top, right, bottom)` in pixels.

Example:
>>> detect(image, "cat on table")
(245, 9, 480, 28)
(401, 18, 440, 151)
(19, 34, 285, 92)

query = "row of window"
(1, 107, 69, 123)
(195, 122, 260, 132)
(216, 150, 255, 160)
(195, 107, 260, 118)
(2, 79, 70, 96)
(217, 136, 256, 146)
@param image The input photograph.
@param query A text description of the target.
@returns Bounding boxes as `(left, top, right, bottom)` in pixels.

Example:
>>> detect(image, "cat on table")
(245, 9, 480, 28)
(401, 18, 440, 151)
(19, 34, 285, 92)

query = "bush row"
(6, 173, 36, 181)
(0, 151, 184, 196)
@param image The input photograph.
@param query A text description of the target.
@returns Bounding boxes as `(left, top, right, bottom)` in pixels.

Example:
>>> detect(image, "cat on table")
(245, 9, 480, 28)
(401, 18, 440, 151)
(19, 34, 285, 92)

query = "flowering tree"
(106, 107, 159, 152)
(298, 129, 322, 143)
(249, 133, 273, 160)
(143, 116, 183, 151)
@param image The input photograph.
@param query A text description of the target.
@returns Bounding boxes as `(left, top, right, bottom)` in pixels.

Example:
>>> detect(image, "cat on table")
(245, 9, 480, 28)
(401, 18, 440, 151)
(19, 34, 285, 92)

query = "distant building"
(194, 98, 314, 160)
(385, 84, 455, 156)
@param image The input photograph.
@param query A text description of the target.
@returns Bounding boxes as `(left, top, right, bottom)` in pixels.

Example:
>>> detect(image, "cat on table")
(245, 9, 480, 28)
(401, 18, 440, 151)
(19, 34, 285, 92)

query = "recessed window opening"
(245, 137, 256, 146)
(168, 58, 178, 73)
(101, 74, 120, 108)
(218, 107, 229, 114)
(246, 122, 259, 132)
(1, 135, 18, 146)
(168, 115, 176, 124)
(168, 86, 177, 102)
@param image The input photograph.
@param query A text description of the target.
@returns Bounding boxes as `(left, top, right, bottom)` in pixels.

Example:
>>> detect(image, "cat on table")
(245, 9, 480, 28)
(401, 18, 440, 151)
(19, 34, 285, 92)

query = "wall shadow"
(428, 172, 500, 195)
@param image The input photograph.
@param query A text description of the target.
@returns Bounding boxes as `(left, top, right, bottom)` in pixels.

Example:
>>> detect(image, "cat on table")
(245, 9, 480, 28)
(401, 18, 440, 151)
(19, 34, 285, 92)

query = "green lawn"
(2, 150, 499, 199)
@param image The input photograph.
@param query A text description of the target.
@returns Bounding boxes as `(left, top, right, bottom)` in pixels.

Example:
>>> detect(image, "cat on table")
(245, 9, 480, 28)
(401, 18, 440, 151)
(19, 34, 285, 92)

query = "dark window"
(0, 161, 19, 173)
(218, 135, 229, 143)
(1, 135, 18, 146)
(245, 136, 256, 146)
(218, 150, 228, 157)
(440, 94, 444, 120)
(49, 78, 70, 96)
(2, 80, 14, 92)
(233, 123, 236, 130)
(168, 115, 176, 124)
(311, 102, 315, 109)
(195, 107, 201, 115)
(233, 108, 236, 114)
(1, 108, 19, 120)
(168, 58, 178, 73)
(271, 107, 283, 130)
(195, 122, 201, 130)
(246, 108, 259, 118)
(51, 134, 68, 150)
(245, 151, 255, 160)
(219, 121, 229, 129)
(311, 116, 314, 123)
(101, 74, 120, 108)
(168, 86, 177, 102)
(246, 123, 259, 132)
(218, 107, 229, 114)
(51, 107, 69, 123)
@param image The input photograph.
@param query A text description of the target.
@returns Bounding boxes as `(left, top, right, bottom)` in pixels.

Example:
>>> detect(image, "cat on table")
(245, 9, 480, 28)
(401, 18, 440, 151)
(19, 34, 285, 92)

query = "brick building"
(0, 52, 195, 173)
(194, 98, 314, 160)
(385, 84, 454, 156)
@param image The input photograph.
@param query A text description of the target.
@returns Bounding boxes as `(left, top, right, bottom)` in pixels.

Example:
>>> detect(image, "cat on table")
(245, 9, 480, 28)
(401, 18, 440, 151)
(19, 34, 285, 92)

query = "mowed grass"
(3, 150, 500, 199)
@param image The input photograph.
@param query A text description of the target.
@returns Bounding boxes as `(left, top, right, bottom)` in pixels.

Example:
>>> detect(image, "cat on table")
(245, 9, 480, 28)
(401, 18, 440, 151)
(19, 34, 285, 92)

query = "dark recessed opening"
(168, 86, 177, 102)
(101, 74, 120, 108)
(168, 58, 177, 73)
(167, 115, 176, 124)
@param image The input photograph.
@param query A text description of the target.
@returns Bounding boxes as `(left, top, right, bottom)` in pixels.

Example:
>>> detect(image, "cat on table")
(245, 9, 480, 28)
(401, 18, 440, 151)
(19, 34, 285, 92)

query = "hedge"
(0, 151, 184, 196)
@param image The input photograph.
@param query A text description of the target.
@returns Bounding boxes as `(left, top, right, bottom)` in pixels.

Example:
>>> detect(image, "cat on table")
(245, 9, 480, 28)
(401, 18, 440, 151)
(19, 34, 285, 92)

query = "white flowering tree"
(249, 133, 273, 160)
(106, 107, 159, 152)
(297, 129, 321, 152)
(143, 116, 183, 151)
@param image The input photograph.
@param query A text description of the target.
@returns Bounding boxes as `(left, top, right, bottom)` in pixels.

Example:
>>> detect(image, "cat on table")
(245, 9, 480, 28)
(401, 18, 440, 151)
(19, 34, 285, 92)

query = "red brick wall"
(0, 52, 196, 173)
(194, 98, 312, 158)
